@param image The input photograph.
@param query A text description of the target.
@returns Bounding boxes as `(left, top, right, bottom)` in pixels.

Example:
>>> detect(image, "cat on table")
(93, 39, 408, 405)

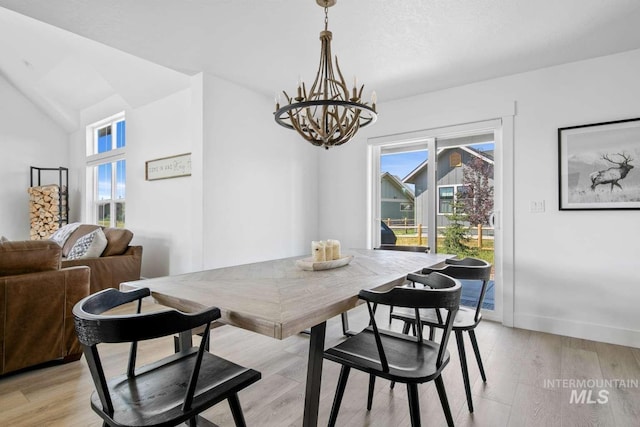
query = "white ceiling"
(1, 0, 640, 131)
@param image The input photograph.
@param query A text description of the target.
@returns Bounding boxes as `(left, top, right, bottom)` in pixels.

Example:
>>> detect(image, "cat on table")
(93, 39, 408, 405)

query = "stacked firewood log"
(28, 185, 66, 240)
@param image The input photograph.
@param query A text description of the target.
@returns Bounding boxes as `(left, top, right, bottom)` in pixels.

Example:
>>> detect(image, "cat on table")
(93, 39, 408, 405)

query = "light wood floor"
(1, 300, 639, 426)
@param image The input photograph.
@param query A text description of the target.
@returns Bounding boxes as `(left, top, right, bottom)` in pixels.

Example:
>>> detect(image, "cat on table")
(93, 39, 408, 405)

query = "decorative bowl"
(295, 255, 353, 271)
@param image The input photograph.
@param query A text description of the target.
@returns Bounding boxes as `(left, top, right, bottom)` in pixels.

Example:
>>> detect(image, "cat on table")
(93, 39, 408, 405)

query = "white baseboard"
(514, 313, 640, 348)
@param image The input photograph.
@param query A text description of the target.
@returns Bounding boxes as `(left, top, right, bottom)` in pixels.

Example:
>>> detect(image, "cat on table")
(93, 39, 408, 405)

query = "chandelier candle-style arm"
(273, 0, 377, 149)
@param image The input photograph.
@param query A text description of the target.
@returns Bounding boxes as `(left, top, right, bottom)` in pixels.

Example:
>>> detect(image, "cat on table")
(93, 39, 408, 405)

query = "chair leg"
(406, 383, 421, 427)
(469, 329, 486, 382)
(402, 321, 411, 335)
(434, 375, 455, 427)
(188, 417, 197, 427)
(328, 366, 351, 427)
(389, 305, 394, 324)
(455, 330, 474, 412)
(367, 374, 376, 410)
(228, 393, 247, 427)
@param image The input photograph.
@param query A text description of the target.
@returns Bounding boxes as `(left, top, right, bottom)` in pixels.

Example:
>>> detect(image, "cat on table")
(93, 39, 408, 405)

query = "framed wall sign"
(558, 118, 640, 210)
(145, 153, 192, 181)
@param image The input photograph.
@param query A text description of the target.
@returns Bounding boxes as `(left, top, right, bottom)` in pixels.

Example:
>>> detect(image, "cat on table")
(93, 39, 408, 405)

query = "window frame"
(86, 112, 126, 228)
(399, 202, 414, 212)
(437, 184, 471, 215)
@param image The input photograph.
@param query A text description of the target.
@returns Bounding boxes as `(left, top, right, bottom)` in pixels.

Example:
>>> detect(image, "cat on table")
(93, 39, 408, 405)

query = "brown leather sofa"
(0, 240, 90, 375)
(57, 224, 143, 294)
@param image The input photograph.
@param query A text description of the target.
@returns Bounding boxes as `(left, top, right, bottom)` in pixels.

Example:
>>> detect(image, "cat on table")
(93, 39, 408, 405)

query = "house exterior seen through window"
(87, 114, 126, 228)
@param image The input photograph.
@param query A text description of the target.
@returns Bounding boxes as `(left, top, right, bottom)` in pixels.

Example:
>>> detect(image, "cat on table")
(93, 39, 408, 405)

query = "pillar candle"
(325, 240, 333, 260)
(328, 239, 341, 260)
(312, 240, 326, 262)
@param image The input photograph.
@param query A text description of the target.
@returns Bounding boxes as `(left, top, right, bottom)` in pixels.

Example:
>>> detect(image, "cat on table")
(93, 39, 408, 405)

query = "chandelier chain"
(324, 6, 329, 31)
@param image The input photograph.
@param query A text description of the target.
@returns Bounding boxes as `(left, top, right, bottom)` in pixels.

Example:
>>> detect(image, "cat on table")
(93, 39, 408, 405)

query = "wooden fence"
(384, 218, 494, 247)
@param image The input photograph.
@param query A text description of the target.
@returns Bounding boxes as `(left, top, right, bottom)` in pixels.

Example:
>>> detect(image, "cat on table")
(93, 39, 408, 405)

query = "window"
(438, 186, 454, 214)
(438, 184, 468, 214)
(87, 113, 126, 227)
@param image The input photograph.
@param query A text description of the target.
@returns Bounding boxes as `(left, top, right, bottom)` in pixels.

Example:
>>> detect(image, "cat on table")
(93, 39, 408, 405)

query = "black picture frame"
(558, 117, 640, 210)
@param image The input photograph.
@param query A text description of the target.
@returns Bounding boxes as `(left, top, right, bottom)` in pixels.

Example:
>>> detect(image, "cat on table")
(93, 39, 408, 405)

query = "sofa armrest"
(0, 240, 61, 276)
(0, 266, 90, 374)
(61, 246, 143, 294)
(121, 245, 143, 258)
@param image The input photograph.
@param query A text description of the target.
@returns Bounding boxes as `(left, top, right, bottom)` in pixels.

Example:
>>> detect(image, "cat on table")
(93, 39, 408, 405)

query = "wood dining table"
(121, 248, 450, 426)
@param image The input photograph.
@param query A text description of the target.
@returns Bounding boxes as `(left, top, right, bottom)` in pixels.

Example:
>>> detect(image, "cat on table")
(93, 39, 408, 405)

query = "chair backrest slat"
(84, 344, 114, 416)
(436, 310, 457, 367)
(414, 308, 424, 342)
(366, 301, 389, 372)
(182, 322, 212, 411)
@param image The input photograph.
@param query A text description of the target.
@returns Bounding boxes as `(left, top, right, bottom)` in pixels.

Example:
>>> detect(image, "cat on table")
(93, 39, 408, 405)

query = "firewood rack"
(29, 166, 69, 228)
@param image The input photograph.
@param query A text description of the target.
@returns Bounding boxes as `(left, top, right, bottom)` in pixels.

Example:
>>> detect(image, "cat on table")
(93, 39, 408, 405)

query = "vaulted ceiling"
(1, 0, 640, 132)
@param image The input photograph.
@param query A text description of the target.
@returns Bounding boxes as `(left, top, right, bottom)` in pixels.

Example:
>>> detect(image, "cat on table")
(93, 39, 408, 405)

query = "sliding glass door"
(372, 122, 501, 317)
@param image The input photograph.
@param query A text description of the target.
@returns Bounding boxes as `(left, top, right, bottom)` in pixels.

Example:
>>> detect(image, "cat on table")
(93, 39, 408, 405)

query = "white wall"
(318, 49, 640, 347)
(202, 74, 319, 269)
(0, 75, 69, 239)
(126, 87, 199, 277)
(317, 139, 372, 250)
(125, 73, 320, 273)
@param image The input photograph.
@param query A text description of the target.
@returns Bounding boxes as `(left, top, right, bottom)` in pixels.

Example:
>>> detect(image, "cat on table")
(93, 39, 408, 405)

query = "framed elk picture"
(559, 117, 640, 210)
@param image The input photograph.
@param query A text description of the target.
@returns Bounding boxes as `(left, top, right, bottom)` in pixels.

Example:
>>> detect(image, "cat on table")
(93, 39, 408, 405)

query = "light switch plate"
(529, 200, 545, 213)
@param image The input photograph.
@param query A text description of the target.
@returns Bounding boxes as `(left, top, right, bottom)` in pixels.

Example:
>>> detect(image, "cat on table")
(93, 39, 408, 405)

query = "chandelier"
(274, 0, 377, 149)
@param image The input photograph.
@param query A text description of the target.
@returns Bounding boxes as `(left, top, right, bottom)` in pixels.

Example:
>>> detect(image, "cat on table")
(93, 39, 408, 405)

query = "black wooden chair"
(73, 287, 261, 427)
(374, 244, 430, 324)
(390, 257, 492, 413)
(323, 272, 461, 427)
